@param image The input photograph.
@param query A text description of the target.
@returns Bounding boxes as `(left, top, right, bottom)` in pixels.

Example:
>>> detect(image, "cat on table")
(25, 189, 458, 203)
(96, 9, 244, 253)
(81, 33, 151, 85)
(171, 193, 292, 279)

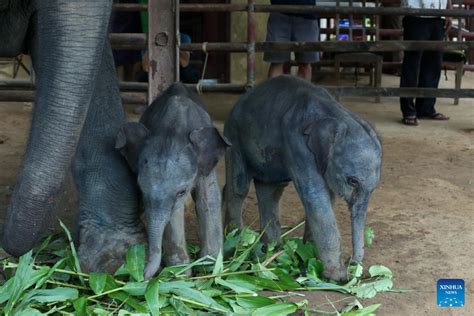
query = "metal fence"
(1, 0, 473, 104)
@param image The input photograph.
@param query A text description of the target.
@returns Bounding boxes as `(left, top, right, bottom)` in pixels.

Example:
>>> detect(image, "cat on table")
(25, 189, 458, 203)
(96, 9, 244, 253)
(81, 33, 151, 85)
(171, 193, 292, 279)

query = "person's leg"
(264, 13, 291, 78)
(416, 18, 448, 119)
(268, 63, 285, 78)
(399, 17, 428, 123)
(297, 63, 312, 80)
(293, 16, 319, 81)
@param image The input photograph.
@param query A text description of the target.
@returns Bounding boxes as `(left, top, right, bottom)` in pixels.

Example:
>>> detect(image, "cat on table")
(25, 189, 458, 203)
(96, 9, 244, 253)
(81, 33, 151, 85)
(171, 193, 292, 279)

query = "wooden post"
(148, 0, 178, 104)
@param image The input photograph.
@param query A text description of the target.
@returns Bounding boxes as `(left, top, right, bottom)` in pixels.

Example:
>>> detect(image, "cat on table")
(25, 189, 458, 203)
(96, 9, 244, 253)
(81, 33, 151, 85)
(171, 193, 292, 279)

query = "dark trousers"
(400, 17, 445, 118)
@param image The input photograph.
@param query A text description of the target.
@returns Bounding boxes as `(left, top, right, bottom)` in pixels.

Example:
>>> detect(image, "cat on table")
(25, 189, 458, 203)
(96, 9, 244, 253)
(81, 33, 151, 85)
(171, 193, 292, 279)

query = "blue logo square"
(437, 279, 465, 307)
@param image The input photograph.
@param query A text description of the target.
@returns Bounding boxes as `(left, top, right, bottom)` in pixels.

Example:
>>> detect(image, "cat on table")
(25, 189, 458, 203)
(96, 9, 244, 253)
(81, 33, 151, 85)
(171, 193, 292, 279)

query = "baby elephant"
(116, 83, 230, 279)
(224, 75, 382, 281)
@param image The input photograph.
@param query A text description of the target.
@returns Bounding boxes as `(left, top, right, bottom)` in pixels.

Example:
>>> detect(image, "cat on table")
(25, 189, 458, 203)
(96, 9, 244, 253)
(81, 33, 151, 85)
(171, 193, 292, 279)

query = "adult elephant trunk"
(350, 191, 371, 263)
(2, 0, 112, 256)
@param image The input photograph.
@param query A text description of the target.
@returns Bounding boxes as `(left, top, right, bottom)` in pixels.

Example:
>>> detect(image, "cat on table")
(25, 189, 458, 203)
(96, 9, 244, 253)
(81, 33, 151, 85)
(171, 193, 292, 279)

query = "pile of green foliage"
(0, 222, 392, 315)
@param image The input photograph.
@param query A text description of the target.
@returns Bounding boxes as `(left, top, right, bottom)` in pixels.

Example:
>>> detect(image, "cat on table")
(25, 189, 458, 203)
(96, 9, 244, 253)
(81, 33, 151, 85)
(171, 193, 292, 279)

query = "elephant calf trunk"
(144, 216, 168, 280)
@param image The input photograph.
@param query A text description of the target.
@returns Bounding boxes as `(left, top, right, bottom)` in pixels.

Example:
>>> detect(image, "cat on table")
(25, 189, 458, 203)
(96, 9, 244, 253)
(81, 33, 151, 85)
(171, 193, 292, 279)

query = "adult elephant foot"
(78, 224, 147, 273)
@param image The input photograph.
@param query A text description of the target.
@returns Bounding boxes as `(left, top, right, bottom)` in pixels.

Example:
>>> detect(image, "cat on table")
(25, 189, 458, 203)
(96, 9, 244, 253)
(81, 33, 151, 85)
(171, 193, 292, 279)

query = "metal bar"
(317, 28, 473, 38)
(349, 0, 354, 41)
(0, 80, 149, 91)
(336, 0, 340, 39)
(247, 0, 256, 88)
(109, 33, 147, 50)
(181, 3, 247, 12)
(178, 41, 474, 52)
(111, 0, 474, 11)
(362, 0, 367, 40)
(0, 91, 147, 104)
(375, 0, 380, 40)
(325, 87, 474, 98)
(2, 88, 472, 102)
(148, 0, 177, 103)
(113, 3, 148, 11)
(253, 5, 472, 17)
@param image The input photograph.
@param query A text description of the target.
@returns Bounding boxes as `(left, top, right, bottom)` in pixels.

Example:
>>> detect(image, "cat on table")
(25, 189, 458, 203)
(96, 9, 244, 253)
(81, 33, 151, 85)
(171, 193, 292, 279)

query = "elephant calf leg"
(193, 170, 223, 258)
(223, 149, 251, 229)
(254, 181, 287, 245)
(163, 206, 190, 269)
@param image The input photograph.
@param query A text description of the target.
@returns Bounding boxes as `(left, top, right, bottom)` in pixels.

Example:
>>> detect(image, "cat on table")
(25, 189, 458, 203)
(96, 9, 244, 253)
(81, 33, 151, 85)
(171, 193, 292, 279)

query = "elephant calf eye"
(347, 176, 360, 188)
(176, 190, 186, 197)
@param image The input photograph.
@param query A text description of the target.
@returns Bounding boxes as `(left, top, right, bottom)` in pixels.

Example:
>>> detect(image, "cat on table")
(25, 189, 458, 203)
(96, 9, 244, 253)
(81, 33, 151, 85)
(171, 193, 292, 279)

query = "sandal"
(419, 112, 450, 121)
(402, 116, 418, 126)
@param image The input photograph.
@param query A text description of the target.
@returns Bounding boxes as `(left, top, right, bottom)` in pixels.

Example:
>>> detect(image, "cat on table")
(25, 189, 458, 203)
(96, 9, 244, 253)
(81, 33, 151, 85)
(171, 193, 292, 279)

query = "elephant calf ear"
(189, 127, 231, 176)
(304, 119, 347, 173)
(115, 122, 149, 172)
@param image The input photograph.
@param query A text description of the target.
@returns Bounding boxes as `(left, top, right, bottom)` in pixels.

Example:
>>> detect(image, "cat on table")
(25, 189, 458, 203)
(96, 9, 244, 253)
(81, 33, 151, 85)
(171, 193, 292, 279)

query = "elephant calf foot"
(322, 265, 348, 282)
(78, 225, 146, 274)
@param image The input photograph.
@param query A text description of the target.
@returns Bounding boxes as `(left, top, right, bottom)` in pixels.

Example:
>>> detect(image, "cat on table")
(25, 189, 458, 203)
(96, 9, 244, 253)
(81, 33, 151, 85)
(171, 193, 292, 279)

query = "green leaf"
(73, 296, 88, 316)
(35, 257, 68, 289)
(159, 280, 195, 293)
(89, 272, 109, 294)
(170, 287, 229, 313)
(92, 307, 110, 316)
(368, 265, 392, 278)
(59, 220, 84, 285)
(126, 244, 146, 282)
(108, 291, 148, 313)
(215, 277, 257, 295)
(236, 295, 275, 309)
(212, 250, 223, 276)
(13, 307, 45, 316)
(364, 227, 375, 247)
(251, 302, 297, 316)
(350, 279, 393, 298)
(252, 263, 278, 280)
(349, 263, 364, 278)
(145, 278, 160, 316)
(123, 281, 148, 296)
(342, 303, 381, 316)
(227, 274, 282, 291)
(0, 278, 14, 304)
(5, 250, 36, 314)
(26, 287, 78, 303)
(294, 239, 316, 263)
(114, 263, 129, 277)
(307, 258, 324, 280)
(169, 297, 197, 315)
(272, 268, 301, 290)
(218, 275, 262, 292)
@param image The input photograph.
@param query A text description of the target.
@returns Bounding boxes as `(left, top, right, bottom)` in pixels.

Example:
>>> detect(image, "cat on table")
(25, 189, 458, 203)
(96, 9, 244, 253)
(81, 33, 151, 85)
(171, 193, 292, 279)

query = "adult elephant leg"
(75, 42, 146, 273)
(2, 0, 112, 256)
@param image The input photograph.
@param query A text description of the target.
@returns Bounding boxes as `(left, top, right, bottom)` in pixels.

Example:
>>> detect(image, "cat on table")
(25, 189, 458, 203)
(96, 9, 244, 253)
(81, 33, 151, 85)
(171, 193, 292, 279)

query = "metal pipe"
(178, 41, 473, 52)
(111, 3, 474, 16)
(253, 5, 472, 17)
(0, 91, 147, 104)
(247, 0, 256, 88)
(2, 87, 473, 102)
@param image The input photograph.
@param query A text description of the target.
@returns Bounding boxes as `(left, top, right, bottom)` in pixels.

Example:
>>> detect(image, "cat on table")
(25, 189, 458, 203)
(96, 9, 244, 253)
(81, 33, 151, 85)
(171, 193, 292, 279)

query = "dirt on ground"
(0, 69, 472, 315)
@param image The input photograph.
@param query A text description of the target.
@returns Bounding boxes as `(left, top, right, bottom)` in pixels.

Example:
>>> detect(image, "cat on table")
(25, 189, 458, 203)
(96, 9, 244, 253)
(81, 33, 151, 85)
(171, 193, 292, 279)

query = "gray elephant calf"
(224, 75, 382, 281)
(116, 83, 230, 279)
